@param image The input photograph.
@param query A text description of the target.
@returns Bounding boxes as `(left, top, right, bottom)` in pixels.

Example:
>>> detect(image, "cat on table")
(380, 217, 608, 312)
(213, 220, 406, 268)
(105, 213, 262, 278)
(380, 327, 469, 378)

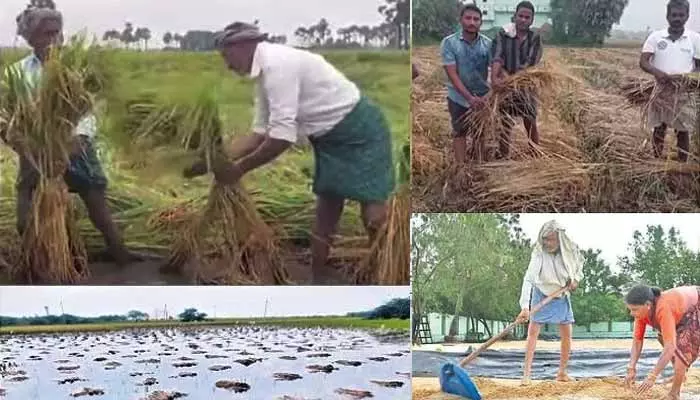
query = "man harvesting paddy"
(640, 0, 700, 163)
(490, 1, 544, 159)
(184, 22, 395, 283)
(624, 284, 700, 400)
(2, 4, 151, 267)
(440, 4, 491, 163)
(516, 220, 583, 386)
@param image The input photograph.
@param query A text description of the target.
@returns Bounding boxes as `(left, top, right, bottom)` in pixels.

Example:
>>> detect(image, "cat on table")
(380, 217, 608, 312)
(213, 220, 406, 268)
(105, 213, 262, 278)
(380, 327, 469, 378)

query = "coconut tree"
(121, 22, 135, 49)
(163, 32, 173, 48)
(173, 33, 184, 50)
(135, 27, 152, 50)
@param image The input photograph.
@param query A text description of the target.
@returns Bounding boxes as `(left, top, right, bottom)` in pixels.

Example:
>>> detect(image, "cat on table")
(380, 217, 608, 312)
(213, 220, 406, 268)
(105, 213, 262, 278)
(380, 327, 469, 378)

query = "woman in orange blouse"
(624, 284, 700, 400)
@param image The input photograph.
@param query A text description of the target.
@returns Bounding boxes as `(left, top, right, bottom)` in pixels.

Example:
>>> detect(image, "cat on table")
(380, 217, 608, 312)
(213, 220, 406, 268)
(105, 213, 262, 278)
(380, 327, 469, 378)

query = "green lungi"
(17, 138, 108, 193)
(309, 96, 395, 203)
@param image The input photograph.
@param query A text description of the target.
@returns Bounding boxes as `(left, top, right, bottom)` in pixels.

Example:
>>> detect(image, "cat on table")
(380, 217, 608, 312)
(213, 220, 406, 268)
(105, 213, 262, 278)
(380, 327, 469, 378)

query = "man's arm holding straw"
(640, 32, 671, 82)
(490, 30, 508, 85)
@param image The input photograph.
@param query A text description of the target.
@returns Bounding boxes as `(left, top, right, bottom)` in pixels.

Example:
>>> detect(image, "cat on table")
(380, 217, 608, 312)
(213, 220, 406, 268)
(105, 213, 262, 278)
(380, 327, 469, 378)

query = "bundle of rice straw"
(128, 92, 291, 284)
(461, 68, 565, 157)
(0, 36, 108, 283)
(355, 144, 410, 285)
(621, 74, 700, 106)
(164, 180, 291, 285)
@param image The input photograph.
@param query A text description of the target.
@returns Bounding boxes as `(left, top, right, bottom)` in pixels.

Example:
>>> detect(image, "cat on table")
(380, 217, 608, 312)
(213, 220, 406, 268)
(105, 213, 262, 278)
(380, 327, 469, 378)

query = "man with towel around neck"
(2, 4, 151, 267)
(184, 22, 395, 284)
(517, 220, 584, 385)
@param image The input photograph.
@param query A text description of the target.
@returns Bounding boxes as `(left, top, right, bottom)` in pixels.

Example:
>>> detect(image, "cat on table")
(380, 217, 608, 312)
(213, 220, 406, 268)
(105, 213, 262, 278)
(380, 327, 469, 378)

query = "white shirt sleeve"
(259, 62, 300, 143)
(251, 83, 268, 135)
(519, 251, 539, 310)
(693, 33, 700, 61)
(642, 32, 658, 54)
(75, 113, 97, 138)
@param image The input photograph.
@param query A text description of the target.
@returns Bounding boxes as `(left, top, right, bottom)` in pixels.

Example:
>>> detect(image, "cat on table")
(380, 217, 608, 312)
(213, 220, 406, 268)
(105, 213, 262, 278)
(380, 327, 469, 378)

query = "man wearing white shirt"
(185, 22, 395, 283)
(640, 0, 700, 162)
(4, 5, 147, 266)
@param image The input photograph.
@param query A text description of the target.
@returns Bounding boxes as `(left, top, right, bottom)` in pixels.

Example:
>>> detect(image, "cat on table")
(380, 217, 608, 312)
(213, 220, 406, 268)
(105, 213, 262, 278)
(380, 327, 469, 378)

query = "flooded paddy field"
(0, 325, 411, 399)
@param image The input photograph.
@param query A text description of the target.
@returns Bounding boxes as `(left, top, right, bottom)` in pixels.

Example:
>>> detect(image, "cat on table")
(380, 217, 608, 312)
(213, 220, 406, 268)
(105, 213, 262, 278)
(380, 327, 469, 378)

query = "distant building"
(461, 0, 553, 31)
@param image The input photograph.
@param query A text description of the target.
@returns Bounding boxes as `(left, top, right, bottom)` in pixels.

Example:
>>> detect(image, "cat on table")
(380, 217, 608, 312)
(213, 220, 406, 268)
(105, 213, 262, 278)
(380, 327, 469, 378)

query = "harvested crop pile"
(412, 377, 668, 400)
(162, 182, 291, 284)
(0, 36, 110, 283)
(120, 92, 290, 284)
(412, 47, 700, 212)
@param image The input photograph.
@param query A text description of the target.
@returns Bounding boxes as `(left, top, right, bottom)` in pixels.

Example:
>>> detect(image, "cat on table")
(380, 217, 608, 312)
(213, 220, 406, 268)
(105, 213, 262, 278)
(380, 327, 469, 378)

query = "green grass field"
(0, 47, 410, 279)
(0, 316, 410, 334)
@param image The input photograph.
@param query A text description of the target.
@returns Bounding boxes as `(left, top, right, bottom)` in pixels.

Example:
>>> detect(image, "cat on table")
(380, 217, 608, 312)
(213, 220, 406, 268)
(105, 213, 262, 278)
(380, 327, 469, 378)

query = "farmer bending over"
(184, 22, 395, 284)
(440, 4, 491, 163)
(491, 1, 543, 159)
(624, 284, 700, 400)
(640, 0, 700, 162)
(517, 220, 583, 385)
(4, 5, 151, 266)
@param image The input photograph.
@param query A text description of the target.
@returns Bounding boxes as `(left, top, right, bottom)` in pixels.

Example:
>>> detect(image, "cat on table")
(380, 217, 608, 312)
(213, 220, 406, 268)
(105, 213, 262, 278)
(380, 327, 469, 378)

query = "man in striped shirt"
(491, 1, 544, 159)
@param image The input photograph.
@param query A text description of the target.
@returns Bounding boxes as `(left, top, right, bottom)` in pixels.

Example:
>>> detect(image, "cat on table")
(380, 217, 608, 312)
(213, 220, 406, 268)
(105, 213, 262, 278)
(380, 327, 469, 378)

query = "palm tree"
(379, 0, 409, 49)
(359, 25, 371, 47)
(102, 29, 120, 43)
(315, 18, 330, 46)
(294, 27, 310, 46)
(163, 32, 173, 47)
(135, 27, 152, 50)
(173, 33, 183, 50)
(121, 22, 135, 49)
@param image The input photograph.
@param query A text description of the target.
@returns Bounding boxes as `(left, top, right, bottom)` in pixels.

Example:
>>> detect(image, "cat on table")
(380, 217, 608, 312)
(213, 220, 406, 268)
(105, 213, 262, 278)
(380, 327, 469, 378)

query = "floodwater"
(0, 326, 411, 399)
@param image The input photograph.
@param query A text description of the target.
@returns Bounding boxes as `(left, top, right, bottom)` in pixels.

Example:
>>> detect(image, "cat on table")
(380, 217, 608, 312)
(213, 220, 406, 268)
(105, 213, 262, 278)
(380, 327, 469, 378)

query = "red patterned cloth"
(657, 287, 700, 368)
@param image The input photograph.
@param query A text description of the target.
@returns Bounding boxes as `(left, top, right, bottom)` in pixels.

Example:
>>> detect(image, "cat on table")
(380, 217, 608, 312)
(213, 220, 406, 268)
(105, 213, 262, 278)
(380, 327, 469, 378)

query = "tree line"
(412, 0, 630, 46)
(100, 0, 408, 50)
(346, 298, 410, 320)
(411, 214, 700, 341)
(0, 298, 409, 327)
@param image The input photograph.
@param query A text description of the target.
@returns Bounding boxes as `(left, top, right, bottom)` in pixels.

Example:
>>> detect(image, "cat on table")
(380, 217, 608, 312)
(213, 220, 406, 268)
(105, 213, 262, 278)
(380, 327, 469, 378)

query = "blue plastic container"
(439, 363, 482, 400)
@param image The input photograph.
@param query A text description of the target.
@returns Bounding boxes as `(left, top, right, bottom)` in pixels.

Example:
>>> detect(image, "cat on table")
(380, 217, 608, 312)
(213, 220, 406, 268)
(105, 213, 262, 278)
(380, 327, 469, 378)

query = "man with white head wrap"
(517, 220, 584, 385)
(184, 22, 395, 283)
(4, 4, 153, 266)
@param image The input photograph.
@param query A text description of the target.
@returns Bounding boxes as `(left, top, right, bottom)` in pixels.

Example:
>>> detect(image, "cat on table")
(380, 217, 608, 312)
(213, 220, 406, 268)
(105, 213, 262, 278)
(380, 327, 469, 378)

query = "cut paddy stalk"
(356, 144, 410, 285)
(0, 36, 108, 283)
(120, 92, 291, 284)
(165, 181, 291, 285)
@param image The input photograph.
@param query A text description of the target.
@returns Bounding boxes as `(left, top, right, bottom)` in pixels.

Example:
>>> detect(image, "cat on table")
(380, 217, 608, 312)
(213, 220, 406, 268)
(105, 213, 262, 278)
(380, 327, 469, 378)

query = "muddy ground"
(0, 247, 357, 285)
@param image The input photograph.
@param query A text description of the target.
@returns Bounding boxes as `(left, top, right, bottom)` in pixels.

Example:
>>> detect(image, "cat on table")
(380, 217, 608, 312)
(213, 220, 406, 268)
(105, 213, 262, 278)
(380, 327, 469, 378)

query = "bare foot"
(664, 392, 680, 400)
(556, 372, 574, 382)
(520, 376, 532, 386)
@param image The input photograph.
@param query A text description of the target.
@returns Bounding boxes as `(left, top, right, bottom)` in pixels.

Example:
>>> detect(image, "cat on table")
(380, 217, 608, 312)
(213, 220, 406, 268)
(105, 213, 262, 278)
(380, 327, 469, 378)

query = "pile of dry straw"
(412, 47, 700, 212)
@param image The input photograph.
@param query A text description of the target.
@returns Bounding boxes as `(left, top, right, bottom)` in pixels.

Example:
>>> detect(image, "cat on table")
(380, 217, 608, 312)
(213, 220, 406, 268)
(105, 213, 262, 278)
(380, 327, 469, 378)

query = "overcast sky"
(518, 214, 700, 270)
(0, 0, 388, 47)
(619, 0, 700, 31)
(0, 286, 409, 318)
